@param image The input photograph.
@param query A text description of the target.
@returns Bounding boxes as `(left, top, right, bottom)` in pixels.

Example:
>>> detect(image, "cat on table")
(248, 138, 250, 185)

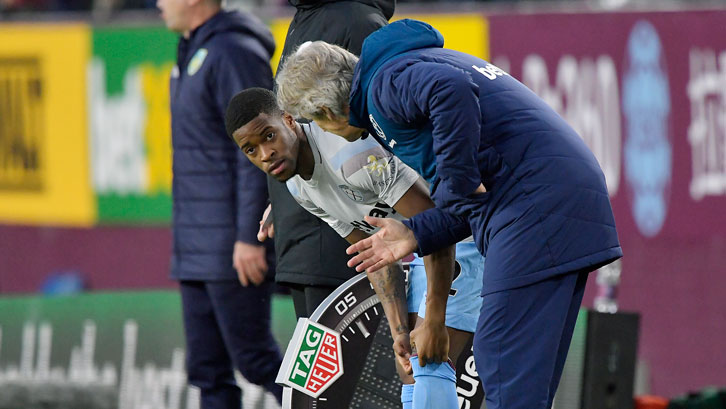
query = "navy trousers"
(180, 280, 283, 409)
(473, 270, 589, 409)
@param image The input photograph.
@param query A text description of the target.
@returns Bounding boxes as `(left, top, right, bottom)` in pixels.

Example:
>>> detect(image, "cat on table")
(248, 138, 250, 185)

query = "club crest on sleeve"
(338, 185, 364, 202)
(187, 48, 208, 76)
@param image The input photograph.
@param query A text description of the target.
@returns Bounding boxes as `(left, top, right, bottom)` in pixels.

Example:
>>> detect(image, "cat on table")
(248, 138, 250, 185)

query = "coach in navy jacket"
(348, 20, 622, 293)
(275, 19, 622, 409)
(160, 0, 283, 406)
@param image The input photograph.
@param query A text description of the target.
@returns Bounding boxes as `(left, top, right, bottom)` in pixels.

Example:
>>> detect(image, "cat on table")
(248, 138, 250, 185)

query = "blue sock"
(410, 356, 458, 409)
(401, 383, 414, 409)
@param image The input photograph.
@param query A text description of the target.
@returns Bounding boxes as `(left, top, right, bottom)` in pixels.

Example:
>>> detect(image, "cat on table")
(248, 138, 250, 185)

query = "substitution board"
(277, 273, 486, 409)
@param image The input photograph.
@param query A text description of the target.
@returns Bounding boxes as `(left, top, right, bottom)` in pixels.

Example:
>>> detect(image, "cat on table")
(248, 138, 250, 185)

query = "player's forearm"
(367, 262, 409, 337)
(422, 245, 456, 325)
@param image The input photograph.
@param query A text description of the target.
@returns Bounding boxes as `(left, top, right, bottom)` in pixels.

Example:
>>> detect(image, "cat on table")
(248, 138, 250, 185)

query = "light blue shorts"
(406, 241, 484, 333)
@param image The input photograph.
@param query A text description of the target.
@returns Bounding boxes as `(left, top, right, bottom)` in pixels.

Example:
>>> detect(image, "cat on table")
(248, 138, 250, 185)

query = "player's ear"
(282, 112, 296, 130)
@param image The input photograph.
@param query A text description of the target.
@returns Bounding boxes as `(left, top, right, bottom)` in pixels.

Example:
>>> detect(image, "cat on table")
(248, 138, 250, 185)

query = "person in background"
(157, 0, 283, 406)
(262, 0, 395, 319)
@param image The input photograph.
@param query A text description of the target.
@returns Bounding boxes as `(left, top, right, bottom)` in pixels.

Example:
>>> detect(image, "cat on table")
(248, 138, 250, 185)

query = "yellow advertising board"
(269, 19, 291, 74)
(394, 14, 489, 59)
(0, 24, 95, 226)
(268, 13, 489, 74)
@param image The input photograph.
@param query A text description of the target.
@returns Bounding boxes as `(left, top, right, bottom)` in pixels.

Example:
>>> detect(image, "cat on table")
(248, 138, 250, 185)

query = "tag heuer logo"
(277, 319, 343, 397)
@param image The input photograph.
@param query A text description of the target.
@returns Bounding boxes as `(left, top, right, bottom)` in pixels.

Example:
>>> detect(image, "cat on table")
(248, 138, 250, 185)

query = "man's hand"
(257, 204, 274, 242)
(233, 241, 268, 286)
(346, 216, 418, 272)
(393, 332, 412, 375)
(410, 319, 449, 367)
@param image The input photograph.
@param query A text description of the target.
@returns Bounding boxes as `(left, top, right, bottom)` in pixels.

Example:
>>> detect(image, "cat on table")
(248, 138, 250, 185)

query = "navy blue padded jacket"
(169, 10, 275, 280)
(349, 20, 622, 294)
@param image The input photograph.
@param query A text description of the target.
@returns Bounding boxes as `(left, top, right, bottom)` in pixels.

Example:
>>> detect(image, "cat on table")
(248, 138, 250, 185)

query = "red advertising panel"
(489, 9, 726, 397)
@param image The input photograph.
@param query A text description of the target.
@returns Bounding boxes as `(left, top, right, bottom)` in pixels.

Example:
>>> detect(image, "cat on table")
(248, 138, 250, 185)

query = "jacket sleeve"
(402, 208, 471, 256)
(212, 44, 275, 244)
(373, 61, 482, 198)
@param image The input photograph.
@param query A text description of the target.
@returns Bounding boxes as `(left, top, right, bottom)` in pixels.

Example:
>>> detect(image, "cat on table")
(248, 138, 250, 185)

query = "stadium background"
(1, 2, 725, 408)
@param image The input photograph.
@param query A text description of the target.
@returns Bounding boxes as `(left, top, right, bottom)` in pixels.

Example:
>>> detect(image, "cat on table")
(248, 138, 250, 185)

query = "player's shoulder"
(306, 122, 350, 157)
(308, 123, 392, 179)
(285, 176, 303, 199)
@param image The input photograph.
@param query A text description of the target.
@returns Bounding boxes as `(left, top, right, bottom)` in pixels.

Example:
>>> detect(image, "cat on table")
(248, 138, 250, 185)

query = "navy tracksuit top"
(170, 11, 275, 280)
(349, 19, 622, 294)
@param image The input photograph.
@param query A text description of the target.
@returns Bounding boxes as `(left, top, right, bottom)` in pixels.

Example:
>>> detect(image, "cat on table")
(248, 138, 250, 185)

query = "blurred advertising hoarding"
(89, 27, 177, 224)
(0, 26, 177, 226)
(0, 291, 295, 409)
(0, 16, 486, 227)
(0, 25, 95, 226)
(488, 10, 726, 396)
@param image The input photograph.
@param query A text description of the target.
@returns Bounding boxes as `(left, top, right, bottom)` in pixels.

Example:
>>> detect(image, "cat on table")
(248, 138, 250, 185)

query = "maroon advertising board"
(489, 9, 726, 397)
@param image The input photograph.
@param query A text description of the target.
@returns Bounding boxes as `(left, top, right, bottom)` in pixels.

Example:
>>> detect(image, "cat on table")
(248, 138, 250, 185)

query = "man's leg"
(399, 313, 418, 409)
(409, 248, 479, 409)
(473, 272, 586, 409)
(288, 284, 338, 318)
(410, 356, 458, 409)
(302, 285, 339, 317)
(546, 270, 589, 408)
(180, 281, 241, 409)
(206, 280, 284, 403)
(288, 284, 309, 319)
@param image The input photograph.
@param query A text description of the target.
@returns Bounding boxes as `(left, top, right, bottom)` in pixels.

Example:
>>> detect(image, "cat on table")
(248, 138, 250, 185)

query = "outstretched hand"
(345, 216, 418, 273)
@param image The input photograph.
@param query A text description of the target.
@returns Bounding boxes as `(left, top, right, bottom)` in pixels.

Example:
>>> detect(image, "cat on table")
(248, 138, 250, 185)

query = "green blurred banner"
(90, 27, 178, 224)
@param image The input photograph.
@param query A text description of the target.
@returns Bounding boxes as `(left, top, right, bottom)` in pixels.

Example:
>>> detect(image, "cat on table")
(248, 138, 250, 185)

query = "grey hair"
(276, 41, 358, 120)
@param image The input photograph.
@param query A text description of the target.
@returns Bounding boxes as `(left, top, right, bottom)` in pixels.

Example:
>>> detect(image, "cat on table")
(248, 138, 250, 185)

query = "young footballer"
(225, 88, 484, 409)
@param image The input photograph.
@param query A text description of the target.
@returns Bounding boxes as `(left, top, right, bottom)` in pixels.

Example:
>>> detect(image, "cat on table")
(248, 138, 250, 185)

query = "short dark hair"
(225, 87, 281, 140)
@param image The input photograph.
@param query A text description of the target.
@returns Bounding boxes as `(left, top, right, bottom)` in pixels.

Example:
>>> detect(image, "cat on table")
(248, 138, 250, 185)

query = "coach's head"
(225, 88, 314, 183)
(276, 41, 367, 142)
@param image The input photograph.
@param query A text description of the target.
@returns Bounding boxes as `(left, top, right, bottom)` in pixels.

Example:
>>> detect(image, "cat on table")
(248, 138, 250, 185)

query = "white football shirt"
(286, 122, 421, 238)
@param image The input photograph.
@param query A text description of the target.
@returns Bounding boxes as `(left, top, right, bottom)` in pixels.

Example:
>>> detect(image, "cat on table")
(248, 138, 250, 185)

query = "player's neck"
(296, 123, 315, 181)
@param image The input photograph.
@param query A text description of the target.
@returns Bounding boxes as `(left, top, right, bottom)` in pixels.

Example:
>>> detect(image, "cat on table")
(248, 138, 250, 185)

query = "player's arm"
(345, 229, 411, 373)
(349, 155, 455, 365)
(291, 181, 412, 369)
(391, 179, 455, 366)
